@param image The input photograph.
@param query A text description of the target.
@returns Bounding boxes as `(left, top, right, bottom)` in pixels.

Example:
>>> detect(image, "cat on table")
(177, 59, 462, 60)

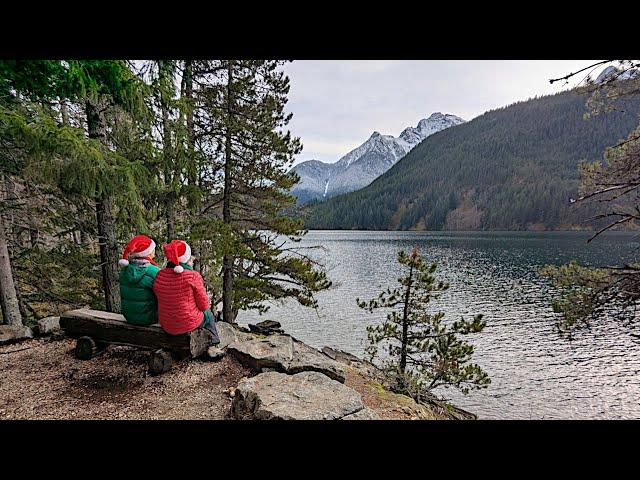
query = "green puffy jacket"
(119, 263, 160, 325)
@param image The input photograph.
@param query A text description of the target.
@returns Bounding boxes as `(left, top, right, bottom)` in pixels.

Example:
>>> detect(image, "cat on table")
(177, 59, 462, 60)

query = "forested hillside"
(304, 89, 640, 231)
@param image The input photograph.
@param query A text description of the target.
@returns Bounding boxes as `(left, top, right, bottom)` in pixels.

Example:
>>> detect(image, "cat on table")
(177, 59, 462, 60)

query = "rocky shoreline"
(0, 317, 475, 420)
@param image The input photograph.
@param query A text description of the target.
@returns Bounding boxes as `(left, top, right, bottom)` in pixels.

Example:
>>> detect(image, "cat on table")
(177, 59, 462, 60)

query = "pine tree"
(1, 60, 153, 318)
(67, 61, 152, 313)
(147, 60, 181, 241)
(542, 61, 640, 333)
(195, 60, 330, 322)
(357, 248, 489, 400)
(1, 59, 330, 325)
(0, 60, 68, 325)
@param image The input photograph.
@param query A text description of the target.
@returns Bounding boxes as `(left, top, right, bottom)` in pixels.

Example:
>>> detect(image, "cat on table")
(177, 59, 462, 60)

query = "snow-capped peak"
(417, 113, 465, 132)
(594, 65, 640, 84)
(292, 112, 465, 203)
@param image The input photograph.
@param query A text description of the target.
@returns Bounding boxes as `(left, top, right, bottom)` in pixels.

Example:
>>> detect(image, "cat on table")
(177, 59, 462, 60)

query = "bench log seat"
(59, 308, 214, 375)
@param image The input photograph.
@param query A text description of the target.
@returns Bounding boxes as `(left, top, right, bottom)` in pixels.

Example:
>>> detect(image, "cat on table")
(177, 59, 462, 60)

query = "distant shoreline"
(302, 229, 639, 234)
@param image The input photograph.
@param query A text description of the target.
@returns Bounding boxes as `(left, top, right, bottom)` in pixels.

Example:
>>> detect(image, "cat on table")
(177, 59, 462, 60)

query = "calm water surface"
(239, 231, 640, 419)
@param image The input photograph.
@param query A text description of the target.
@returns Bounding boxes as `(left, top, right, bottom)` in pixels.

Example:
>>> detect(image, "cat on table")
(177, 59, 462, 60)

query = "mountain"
(291, 112, 465, 203)
(303, 89, 640, 231)
(594, 65, 639, 84)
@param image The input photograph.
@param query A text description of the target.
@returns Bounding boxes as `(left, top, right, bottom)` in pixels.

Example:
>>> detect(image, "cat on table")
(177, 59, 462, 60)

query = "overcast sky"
(283, 60, 603, 165)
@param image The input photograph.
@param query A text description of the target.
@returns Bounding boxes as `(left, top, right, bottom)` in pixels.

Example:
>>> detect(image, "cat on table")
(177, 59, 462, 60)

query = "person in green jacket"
(118, 235, 160, 325)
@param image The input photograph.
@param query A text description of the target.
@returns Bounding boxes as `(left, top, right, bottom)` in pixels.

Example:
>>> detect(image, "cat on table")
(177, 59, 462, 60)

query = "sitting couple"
(118, 234, 220, 347)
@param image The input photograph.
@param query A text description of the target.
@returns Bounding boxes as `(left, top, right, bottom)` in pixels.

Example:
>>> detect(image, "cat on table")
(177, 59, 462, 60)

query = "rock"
(227, 334, 294, 372)
(321, 346, 337, 359)
(322, 346, 386, 385)
(248, 320, 284, 335)
(231, 371, 366, 420)
(0, 325, 33, 345)
(322, 346, 360, 363)
(289, 340, 345, 383)
(216, 321, 254, 349)
(227, 334, 346, 383)
(33, 316, 61, 336)
(343, 407, 380, 420)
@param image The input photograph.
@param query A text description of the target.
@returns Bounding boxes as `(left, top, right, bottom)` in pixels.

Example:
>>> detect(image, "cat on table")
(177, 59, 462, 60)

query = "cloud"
(283, 60, 602, 164)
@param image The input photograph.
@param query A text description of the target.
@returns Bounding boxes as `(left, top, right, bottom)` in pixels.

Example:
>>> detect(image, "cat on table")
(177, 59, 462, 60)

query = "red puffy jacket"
(152, 266, 211, 335)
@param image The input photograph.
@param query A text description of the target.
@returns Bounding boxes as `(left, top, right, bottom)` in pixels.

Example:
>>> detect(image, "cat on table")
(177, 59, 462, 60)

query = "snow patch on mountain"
(292, 112, 465, 203)
(594, 65, 640, 84)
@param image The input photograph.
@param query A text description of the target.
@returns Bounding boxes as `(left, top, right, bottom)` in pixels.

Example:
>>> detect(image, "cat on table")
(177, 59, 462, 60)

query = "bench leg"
(148, 349, 173, 376)
(75, 336, 105, 360)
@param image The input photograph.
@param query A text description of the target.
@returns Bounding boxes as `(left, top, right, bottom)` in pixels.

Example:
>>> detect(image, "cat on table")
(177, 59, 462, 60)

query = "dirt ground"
(0, 336, 437, 420)
(0, 337, 252, 420)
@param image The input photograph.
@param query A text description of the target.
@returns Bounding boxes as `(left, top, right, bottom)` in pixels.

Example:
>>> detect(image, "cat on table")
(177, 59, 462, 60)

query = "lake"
(238, 230, 640, 419)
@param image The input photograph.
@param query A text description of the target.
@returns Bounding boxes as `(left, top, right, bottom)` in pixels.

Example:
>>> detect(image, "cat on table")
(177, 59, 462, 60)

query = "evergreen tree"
(0, 60, 153, 319)
(0, 60, 69, 325)
(144, 59, 192, 242)
(1, 59, 331, 327)
(65, 60, 151, 313)
(542, 61, 640, 333)
(357, 248, 489, 400)
(195, 60, 330, 322)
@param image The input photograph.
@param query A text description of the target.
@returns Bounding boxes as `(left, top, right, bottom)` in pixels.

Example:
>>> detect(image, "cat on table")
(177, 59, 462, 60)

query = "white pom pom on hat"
(164, 240, 191, 274)
(118, 259, 130, 267)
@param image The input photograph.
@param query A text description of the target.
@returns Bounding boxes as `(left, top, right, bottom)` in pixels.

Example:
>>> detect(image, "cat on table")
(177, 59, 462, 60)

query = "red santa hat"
(118, 235, 156, 267)
(163, 240, 192, 273)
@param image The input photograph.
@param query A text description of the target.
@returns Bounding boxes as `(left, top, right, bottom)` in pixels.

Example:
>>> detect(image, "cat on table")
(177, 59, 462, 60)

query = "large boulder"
(227, 334, 294, 371)
(227, 334, 345, 383)
(231, 371, 369, 420)
(0, 325, 33, 345)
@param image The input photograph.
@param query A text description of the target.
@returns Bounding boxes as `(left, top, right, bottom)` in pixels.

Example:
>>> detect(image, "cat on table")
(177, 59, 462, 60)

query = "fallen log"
(59, 308, 213, 359)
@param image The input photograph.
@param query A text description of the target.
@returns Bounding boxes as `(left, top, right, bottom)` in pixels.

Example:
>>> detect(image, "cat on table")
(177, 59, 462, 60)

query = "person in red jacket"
(153, 240, 220, 346)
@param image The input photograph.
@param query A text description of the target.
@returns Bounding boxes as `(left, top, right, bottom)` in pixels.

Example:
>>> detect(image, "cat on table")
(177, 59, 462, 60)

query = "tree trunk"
(166, 201, 175, 241)
(160, 61, 176, 242)
(183, 60, 196, 188)
(400, 263, 414, 374)
(0, 209, 22, 326)
(222, 61, 235, 323)
(162, 105, 175, 241)
(11, 257, 30, 322)
(95, 195, 120, 312)
(86, 98, 121, 313)
(182, 60, 204, 274)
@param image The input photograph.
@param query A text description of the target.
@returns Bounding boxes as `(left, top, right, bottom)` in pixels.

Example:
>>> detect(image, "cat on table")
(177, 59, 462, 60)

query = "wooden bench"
(59, 308, 214, 375)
